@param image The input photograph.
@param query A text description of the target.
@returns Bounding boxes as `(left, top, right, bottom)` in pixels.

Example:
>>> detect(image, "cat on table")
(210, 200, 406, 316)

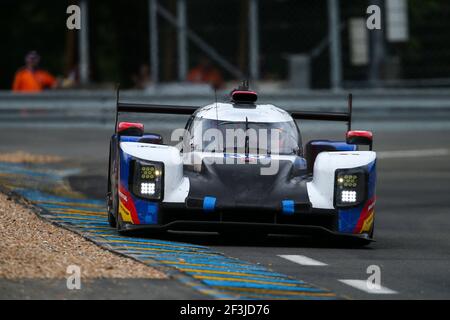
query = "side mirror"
(117, 122, 144, 136)
(346, 130, 373, 150)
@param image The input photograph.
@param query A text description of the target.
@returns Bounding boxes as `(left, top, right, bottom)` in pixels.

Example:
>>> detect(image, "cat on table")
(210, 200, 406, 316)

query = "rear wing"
(115, 88, 353, 132)
(290, 93, 353, 131)
(117, 102, 198, 114)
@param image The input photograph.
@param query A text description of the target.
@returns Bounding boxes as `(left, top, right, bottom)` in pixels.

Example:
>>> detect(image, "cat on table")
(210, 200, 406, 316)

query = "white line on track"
(278, 255, 327, 266)
(377, 148, 450, 159)
(339, 280, 398, 294)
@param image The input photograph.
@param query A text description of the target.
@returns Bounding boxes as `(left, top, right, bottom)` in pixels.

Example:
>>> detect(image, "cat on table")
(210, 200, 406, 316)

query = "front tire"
(113, 189, 127, 235)
(369, 218, 375, 239)
(107, 192, 117, 228)
(108, 210, 117, 228)
(116, 212, 126, 235)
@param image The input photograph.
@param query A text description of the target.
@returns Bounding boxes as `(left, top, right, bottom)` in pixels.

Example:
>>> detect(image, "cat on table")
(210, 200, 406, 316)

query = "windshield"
(188, 118, 301, 155)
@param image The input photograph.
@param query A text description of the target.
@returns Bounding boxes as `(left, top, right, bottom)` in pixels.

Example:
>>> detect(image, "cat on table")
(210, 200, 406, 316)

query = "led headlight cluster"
(341, 190, 357, 203)
(131, 160, 163, 200)
(334, 169, 366, 208)
(140, 182, 156, 195)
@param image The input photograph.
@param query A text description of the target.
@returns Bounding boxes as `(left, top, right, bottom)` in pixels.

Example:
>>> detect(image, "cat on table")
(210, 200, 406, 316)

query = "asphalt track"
(0, 120, 450, 299)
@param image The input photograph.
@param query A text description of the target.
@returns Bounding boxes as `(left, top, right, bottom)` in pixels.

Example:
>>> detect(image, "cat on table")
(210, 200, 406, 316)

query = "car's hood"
(185, 158, 310, 210)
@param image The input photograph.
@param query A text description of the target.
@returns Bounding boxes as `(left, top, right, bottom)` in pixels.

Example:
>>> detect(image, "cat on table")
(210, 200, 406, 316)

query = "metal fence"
(2, 88, 450, 126)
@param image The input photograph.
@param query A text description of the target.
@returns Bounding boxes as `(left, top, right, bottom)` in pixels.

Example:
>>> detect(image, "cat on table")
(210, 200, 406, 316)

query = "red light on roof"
(231, 90, 258, 103)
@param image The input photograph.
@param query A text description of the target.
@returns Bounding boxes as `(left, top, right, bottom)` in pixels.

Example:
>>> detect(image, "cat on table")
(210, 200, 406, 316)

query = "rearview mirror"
(117, 122, 144, 136)
(346, 130, 373, 150)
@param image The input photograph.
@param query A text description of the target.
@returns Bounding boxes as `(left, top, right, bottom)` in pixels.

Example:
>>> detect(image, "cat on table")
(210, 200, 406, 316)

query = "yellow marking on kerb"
(157, 260, 252, 268)
(49, 207, 104, 213)
(212, 285, 335, 297)
(50, 215, 104, 221)
(112, 246, 217, 256)
(50, 209, 106, 216)
(77, 225, 111, 230)
(35, 200, 103, 209)
(193, 275, 306, 287)
(103, 239, 209, 251)
(178, 268, 292, 281)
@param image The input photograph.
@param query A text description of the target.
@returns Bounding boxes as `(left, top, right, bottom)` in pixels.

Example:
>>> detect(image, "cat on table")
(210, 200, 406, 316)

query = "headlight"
(131, 160, 164, 200)
(334, 169, 366, 208)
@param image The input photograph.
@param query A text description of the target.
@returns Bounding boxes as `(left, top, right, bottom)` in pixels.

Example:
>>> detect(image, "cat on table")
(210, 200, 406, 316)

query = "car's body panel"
(120, 142, 189, 203)
(338, 160, 376, 234)
(184, 159, 310, 212)
(307, 151, 376, 209)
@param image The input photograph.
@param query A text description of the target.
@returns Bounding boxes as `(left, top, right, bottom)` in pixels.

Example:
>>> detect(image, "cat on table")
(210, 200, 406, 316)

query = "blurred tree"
(1, 0, 450, 89)
(402, 0, 450, 79)
(91, 0, 149, 86)
(0, 0, 67, 89)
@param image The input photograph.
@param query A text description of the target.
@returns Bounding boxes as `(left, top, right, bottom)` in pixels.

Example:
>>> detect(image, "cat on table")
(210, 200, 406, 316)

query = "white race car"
(107, 84, 376, 245)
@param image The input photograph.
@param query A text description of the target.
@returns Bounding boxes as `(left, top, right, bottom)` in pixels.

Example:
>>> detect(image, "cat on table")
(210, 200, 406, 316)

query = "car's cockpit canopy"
(185, 115, 302, 156)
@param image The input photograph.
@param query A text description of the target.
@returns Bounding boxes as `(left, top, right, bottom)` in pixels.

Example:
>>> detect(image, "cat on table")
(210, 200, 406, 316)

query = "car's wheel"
(369, 226, 374, 239)
(106, 192, 117, 228)
(351, 220, 375, 247)
(353, 238, 372, 247)
(107, 143, 117, 228)
(116, 211, 126, 235)
(108, 211, 117, 228)
(354, 229, 374, 248)
(369, 218, 375, 239)
(114, 191, 128, 235)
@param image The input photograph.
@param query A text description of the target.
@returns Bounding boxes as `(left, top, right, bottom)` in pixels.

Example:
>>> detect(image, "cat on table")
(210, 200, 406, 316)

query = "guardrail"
(1, 88, 450, 125)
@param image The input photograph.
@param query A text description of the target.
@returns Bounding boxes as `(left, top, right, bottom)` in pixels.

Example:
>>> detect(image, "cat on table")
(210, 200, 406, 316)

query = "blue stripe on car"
(203, 196, 216, 212)
(282, 200, 295, 215)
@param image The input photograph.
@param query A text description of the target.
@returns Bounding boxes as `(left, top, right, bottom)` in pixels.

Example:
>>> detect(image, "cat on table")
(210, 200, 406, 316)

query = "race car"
(107, 84, 376, 244)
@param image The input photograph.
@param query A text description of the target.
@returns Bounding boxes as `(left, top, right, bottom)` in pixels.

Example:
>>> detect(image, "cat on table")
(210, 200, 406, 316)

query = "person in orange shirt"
(187, 57, 224, 89)
(12, 51, 57, 92)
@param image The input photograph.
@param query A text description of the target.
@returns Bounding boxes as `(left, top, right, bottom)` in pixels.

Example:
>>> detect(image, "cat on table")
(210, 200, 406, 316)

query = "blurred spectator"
(61, 64, 79, 89)
(187, 57, 224, 89)
(12, 51, 57, 92)
(132, 64, 152, 89)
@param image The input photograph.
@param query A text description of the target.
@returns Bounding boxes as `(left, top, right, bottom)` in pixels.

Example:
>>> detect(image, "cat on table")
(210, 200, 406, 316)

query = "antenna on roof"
(239, 79, 249, 91)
